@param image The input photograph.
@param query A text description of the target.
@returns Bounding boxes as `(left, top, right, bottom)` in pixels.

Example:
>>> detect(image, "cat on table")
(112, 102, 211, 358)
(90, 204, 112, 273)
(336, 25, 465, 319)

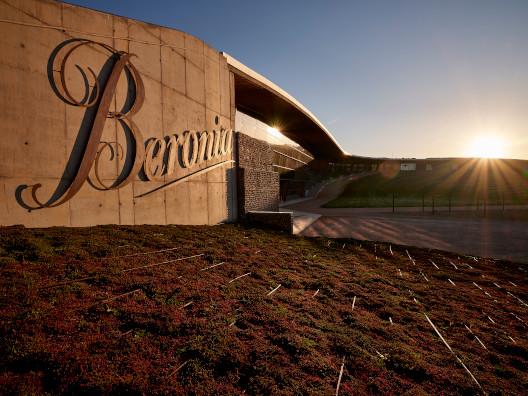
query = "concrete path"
(280, 174, 367, 234)
(282, 176, 528, 264)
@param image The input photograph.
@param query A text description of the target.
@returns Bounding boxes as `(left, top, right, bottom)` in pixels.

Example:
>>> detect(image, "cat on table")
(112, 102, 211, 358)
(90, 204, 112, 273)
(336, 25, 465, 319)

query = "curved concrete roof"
(222, 53, 347, 160)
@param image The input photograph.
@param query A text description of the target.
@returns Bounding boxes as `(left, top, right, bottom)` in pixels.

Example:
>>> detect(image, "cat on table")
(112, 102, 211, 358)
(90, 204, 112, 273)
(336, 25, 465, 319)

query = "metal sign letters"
(19, 39, 233, 210)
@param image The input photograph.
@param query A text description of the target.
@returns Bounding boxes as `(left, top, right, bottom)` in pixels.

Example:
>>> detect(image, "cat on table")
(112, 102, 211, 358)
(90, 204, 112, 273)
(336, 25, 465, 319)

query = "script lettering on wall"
(17, 39, 233, 210)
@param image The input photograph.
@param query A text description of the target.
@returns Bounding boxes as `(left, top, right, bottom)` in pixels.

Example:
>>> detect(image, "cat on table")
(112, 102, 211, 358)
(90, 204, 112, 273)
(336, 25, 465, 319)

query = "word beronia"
(143, 126, 233, 180)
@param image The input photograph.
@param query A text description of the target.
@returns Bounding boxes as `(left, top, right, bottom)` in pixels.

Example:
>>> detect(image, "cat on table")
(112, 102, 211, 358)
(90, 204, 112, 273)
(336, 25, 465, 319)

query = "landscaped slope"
(0, 225, 527, 394)
(325, 161, 528, 208)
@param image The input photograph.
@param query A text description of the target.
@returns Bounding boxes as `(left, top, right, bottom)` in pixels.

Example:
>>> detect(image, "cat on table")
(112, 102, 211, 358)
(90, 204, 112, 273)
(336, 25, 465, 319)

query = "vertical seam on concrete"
(127, 19, 135, 226)
(183, 34, 190, 224)
(217, 52, 221, 119)
(112, 16, 122, 226)
(182, 35, 187, 97)
(230, 72, 237, 221)
(203, 42, 210, 225)
(2, 178, 8, 218)
(59, 2, 64, 33)
(60, 2, 72, 226)
(125, 19, 136, 226)
(222, 62, 229, 221)
(159, 28, 168, 226)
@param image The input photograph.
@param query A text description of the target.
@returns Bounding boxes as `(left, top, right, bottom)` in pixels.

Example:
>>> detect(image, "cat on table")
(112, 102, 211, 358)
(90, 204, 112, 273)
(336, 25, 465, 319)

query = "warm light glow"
(467, 135, 506, 159)
(267, 125, 283, 139)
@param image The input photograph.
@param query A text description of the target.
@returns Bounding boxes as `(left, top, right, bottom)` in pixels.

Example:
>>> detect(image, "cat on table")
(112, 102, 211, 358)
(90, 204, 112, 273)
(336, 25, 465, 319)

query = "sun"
(467, 135, 506, 159)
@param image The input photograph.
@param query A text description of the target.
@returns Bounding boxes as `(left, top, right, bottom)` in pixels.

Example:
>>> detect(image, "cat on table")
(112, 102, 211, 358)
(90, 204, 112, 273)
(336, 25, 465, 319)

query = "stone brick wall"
(237, 168, 279, 214)
(236, 133, 280, 218)
(236, 133, 274, 172)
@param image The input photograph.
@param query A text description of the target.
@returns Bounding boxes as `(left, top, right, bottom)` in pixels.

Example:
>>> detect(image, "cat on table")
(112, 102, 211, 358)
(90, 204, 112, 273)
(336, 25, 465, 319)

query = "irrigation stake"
(193, 256, 198, 295)
(424, 313, 482, 390)
(389, 317, 393, 325)
(448, 279, 456, 286)
(429, 259, 439, 269)
(464, 325, 487, 350)
(421, 272, 429, 282)
(449, 261, 458, 270)
(510, 312, 525, 325)
(122, 253, 204, 272)
(335, 357, 345, 396)
(493, 282, 501, 289)
(507, 291, 528, 307)
(508, 281, 517, 287)
(472, 282, 482, 290)
(406, 250, 415, 265)
(312, 289, 320, 298)
(120, 329, 134, 337)
(508, 336, 517, 344)
(102, 246, 180, 260)
(183, 301, 193, 308)
(342, 243, 346, 250)
(389, 245, 393, 255)
(40, 276, 96, 289)
(398, 268, 403, 277)
(267, 284, 282, 296)
(171, 360, 188, 376)
(352, 296, 356, 310)
(200, 261, 225, 271)
(487, 315, 495, 324)
(228, 272, 251, 284)
(96, 288, 142, 306)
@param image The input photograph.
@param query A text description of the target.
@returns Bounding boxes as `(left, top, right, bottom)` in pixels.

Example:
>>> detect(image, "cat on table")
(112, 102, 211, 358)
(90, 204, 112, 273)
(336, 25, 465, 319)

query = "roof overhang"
(222, 53, 346, 160)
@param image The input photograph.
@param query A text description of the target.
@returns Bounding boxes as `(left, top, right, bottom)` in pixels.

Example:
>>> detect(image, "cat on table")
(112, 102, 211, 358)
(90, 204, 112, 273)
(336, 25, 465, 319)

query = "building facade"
(0, 0, 344, 227)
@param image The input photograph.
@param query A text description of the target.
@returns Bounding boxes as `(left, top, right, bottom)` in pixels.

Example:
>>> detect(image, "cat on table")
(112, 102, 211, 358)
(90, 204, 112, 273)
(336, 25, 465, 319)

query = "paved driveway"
(299, 212, 528, 263)
(282, 177, 528, 264)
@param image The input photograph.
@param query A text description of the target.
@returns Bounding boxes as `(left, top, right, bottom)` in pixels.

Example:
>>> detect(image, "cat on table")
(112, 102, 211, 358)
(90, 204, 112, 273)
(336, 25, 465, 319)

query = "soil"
(0, 224, 527, 395)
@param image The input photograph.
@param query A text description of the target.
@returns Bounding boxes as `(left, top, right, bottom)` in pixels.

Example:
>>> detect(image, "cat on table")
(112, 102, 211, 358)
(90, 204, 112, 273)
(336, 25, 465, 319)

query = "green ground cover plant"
(0, 224, 526, 394)
(325, 163, 528, 208)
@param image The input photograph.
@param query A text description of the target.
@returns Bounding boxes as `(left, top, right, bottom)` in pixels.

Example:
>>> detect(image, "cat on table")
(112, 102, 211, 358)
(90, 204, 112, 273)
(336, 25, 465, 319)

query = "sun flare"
(267, 125, 283, 139)
(467, 135, 506, 159)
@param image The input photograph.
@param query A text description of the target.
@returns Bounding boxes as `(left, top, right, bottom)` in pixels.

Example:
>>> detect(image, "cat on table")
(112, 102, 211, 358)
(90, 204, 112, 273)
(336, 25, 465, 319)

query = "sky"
(67, 0, 528, 160)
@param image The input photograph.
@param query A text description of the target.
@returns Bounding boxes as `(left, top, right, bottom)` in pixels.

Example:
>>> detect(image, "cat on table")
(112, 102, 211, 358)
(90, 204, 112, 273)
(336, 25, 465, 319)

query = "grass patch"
(325, 162, 528, 208)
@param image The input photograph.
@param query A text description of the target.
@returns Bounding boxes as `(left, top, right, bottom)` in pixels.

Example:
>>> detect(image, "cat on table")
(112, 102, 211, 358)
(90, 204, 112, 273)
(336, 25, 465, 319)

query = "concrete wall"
(0, 0, 236, 227)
